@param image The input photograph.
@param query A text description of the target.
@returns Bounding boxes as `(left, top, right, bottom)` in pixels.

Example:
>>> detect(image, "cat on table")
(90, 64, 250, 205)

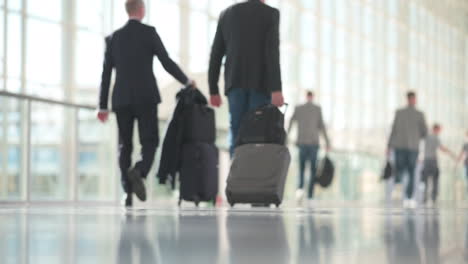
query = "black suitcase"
(226, 144, 291, 207)
(235, 104, 287, 147)
(316, 156, 335, 188)
(184, 104, 216, 144)
(179, 142, 219, 206)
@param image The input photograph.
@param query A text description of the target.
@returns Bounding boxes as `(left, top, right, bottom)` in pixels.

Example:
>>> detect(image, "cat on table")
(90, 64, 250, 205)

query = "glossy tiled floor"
(1, 203, 468, 264)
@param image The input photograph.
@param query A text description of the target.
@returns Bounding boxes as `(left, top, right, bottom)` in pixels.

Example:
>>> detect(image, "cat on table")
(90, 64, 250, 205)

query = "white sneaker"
(426, 200, 434, 208)
(404, 199, 417, 209)
(403, 199, 410, 208)
(295, 189, 305, 206)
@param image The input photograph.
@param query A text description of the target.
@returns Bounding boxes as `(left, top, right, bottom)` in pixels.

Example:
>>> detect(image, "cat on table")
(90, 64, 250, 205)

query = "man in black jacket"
(97, 0, 194, 207)
(209, 0, 284, 156)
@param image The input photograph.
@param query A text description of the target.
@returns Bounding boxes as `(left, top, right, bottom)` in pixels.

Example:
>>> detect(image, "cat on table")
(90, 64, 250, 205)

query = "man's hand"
(210, 95, 222, 108)
(188, 79, 197, 89)
(271, 91, 284, 107)
(97, 111, 109, 123)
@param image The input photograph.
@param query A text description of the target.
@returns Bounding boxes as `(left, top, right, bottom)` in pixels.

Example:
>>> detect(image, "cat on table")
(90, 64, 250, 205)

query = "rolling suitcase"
(235, 104, 287, 147)
(226, 144, 291, 207)
(179, 142, 219, 206)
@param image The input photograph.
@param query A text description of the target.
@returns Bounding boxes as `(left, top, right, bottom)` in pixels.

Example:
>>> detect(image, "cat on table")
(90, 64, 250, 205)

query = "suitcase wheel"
(194, 195, 200, 207)
(230, 203, 235, 208)
(178, 199, 182, 207)
(275, 203, 281, 208)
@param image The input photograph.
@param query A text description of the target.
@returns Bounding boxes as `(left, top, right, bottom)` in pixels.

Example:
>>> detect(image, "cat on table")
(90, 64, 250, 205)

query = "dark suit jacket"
(99, 20, 188, 110)
(209, 0, 282, 96)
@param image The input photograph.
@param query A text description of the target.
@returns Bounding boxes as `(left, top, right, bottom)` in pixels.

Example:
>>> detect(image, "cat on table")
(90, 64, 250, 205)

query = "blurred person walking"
(387, 91, 428, 208)
(97, 0, 195, 207)
(457, 130, 468, 193)
(288, 91, 330, 205)
(208, 0, 284, 156)
(421, 124, 456, 206)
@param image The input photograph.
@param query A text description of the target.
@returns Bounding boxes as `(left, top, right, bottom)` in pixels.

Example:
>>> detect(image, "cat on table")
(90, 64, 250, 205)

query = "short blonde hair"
(126, 0, 144, 15)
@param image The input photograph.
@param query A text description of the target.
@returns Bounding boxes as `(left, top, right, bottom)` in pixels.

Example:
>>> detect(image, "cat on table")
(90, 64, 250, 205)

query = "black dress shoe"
(124, 193, 133, 207)
(128, 168, 147, 202)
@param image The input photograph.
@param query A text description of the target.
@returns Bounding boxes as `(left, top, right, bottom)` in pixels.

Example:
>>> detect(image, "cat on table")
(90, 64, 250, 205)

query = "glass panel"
(77, 0, 105, 31)
(0, 96, 24, 200)
(320, 0, 335, 19)
(7, 13, 21, 81)
(0, 9, 4, 80)
(26, 19, 62, 87)
(150, 0, 180, 84)
(335, 0, 348, 25)
(300, 51, 317, 89)
(7, 0, 21, 11)
(75, 31, 104, 91)
(190, 0, 208, 11)
(28, 0, 62, 21)
(77, 109, 117, 201)
(300, 0, 316, 10)
(320, 21, 334, 56)
(210, 0, 233, 16)
(189, 11, 209, 73)
(300, 12, 317, 50)
(113, 0, 128, 27)
(30, 102, 70, 200)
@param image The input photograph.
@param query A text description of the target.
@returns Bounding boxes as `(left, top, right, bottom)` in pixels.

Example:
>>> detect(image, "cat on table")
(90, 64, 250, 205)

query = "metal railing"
(0, 90, 96, 110)
(0, 91, 119, 205)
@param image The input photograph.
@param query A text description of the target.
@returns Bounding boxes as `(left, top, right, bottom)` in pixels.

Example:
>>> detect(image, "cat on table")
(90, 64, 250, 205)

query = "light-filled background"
(0, 0, 467, 204)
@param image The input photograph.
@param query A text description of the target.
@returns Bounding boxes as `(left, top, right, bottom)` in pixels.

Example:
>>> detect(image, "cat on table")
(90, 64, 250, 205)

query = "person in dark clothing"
(208, 0, 284, 156)
(97, 0, 194, 207)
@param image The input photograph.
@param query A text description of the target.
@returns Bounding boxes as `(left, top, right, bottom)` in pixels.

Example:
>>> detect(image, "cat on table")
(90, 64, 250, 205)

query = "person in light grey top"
(387, 91, 428, 207)
(421, 124, 455, 204)
(288, 91, 330, 203)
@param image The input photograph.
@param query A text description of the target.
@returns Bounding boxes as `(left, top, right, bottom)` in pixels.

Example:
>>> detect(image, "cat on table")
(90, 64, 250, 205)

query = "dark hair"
(306, 91, 314, 97)
(407, 91, 416, 99)
(433, 123, 441, 130)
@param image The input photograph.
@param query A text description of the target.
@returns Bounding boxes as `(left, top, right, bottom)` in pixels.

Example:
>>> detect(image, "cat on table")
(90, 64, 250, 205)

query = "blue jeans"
(394, 149, 419, 199)
(227, 88, 271, 156)
(298, 145, 319, 198)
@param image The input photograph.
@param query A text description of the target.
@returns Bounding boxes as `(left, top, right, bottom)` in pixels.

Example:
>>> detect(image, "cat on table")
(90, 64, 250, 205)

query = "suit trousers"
(115, 105, 159, 194)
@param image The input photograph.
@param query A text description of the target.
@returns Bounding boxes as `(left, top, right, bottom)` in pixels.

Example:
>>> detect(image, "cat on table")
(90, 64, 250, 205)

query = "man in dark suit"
(208, 0, 284, 156)
(97, 0, 194, 207)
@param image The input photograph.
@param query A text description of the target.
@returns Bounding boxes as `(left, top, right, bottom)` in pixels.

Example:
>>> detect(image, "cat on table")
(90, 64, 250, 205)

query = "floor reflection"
(226, 212, 290, 264)
(117, 215, 156, 264)
(384, 212, 423, 263)
(296, 213, 335, 263)
(0, 206, 467, 264)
